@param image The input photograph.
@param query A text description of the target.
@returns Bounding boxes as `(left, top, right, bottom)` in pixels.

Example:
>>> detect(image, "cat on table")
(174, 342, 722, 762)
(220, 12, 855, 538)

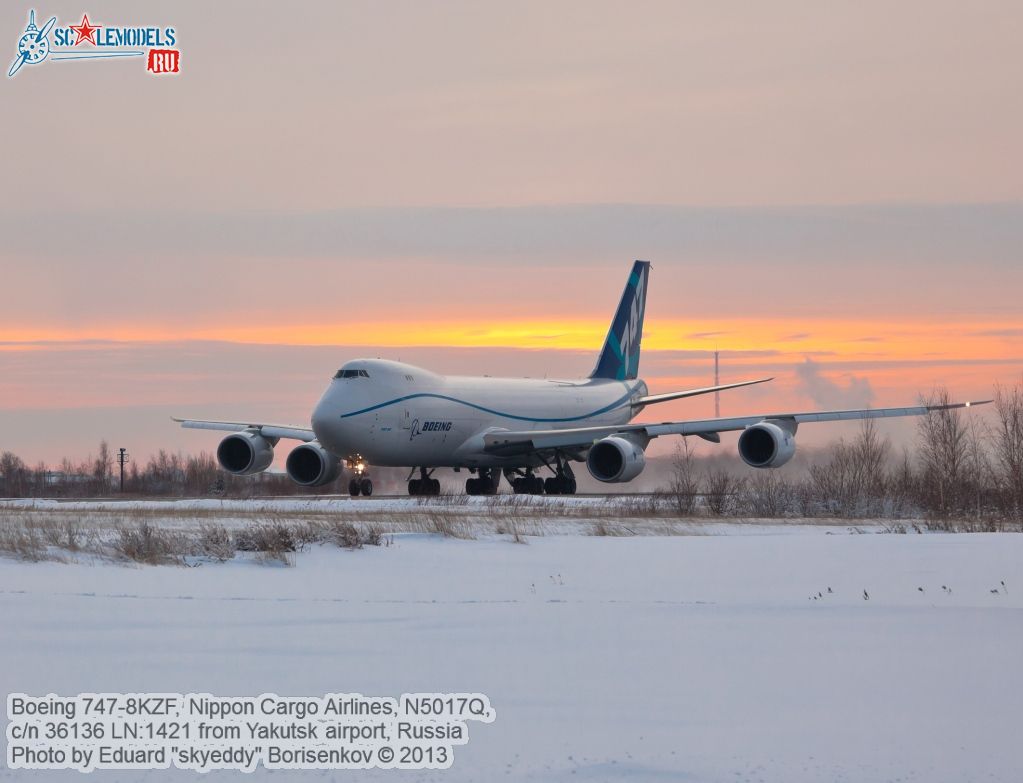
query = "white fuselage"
(310, 359, 648, 468)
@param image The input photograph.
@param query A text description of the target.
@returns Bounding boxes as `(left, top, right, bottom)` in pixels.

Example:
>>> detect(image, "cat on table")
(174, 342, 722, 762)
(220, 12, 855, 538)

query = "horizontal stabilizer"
(634, 377, 773, 406)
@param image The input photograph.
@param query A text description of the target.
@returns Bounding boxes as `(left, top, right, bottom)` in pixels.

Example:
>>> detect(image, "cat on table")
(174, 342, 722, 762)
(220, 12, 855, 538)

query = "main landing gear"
(346, 455, 373, 497)
(408, 467, 441, 496)
(466, 468, 500, 496)
(510, 471, 544, 495)
(544, 461, 577, 496)
(507, 460, 578, 495)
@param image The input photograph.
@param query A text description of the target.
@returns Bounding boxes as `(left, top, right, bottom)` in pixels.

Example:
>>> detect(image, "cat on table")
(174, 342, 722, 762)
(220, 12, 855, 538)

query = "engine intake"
(587, 436, 647, 483)
(286, 442, 342, 487)
(217, 432, 275, 475)
(738, 421, 796, 468)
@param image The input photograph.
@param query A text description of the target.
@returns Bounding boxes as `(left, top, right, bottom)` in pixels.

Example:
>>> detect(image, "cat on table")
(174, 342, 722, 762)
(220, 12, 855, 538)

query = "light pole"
(117, 448, 129, 492)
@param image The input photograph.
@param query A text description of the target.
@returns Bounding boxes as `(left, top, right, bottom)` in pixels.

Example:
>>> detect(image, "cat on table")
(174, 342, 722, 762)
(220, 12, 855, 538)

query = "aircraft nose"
(311, 395, 335, 440)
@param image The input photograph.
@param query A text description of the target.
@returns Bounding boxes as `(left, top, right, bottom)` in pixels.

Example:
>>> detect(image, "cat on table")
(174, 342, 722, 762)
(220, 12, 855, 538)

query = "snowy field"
(1, 502, 1021, 782)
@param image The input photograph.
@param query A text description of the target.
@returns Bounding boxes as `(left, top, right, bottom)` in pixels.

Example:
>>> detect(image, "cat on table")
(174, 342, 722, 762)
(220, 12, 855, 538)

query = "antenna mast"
(714, 350, 720, 418)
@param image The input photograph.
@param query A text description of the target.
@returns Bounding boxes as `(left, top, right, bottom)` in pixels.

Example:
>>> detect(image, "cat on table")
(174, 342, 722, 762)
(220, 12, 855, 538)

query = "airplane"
(175, 260, 987, 497)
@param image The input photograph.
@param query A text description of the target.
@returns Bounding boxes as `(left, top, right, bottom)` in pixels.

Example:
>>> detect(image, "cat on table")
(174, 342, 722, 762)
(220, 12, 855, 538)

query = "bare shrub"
(37, 517, 84, 551)
(704, 468, 736, 516)
(738, 472, 793, 518)
(289, 520, 326, 547)
(808, 420, 891, 517)
(421, 512, 475, 539)
(0, 519, 46, 561)
(234, 522, 297, 554)
(589, 520, 633, 536)
(115, 521, 182, 565)
(198, 524, 235, 561)
(330, 521, 363, 549)
(665, 439, 700, 516)
(503, 518, 527, 544)
(362, 525, 383, 546)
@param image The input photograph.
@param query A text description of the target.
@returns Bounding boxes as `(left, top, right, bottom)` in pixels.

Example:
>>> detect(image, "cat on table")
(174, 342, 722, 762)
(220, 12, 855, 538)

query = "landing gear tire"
(513, 475, 544, 494)
(544, 474, 578, 495)
(467, 470, 498, 496)
(360, 478, 373, 496)
(409, 476, 441, 496)
(348, 478, 361, 497)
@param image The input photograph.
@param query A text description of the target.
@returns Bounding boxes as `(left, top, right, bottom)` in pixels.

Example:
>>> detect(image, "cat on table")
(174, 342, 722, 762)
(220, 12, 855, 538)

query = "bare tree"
(917, 387, 969, 522)
(992, 381, 1023, 529)
(92, 440, 112, 494)
(667, 438, 700, 515)
(808, 420, 890, 516)
(0, 452, 29, 497)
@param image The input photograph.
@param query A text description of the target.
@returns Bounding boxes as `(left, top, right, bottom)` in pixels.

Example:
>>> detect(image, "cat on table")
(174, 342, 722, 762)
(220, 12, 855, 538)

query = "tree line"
(664, 384, 1023, 530)
(2, 383, 1022, 528)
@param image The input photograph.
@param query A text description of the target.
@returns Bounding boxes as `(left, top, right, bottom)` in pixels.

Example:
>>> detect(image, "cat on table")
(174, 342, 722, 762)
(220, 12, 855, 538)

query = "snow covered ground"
(1, 516, 1020, 781)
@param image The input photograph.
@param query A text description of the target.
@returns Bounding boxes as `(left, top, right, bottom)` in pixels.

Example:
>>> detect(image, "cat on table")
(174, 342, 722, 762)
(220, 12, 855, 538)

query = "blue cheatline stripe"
(339, 389, 637, 423)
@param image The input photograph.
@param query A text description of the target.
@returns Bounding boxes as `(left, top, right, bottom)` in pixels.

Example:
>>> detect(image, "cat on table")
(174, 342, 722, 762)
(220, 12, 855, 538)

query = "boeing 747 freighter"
(176, 261, 986, 496)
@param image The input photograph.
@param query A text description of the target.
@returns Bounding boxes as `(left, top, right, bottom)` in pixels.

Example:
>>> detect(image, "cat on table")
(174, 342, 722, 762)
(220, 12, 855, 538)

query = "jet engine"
(286, 442, 342, 487)
(586, 436, 647, 483)
(216, 432, 275, 475)
(738, 421, 796, 468)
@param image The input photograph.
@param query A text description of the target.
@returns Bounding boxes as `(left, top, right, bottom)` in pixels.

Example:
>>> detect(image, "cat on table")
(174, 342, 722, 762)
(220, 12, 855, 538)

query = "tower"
(714, 350, 720, 418)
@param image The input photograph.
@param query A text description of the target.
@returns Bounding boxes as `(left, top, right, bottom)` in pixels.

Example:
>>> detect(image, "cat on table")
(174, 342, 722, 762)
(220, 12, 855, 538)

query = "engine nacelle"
(587, 436, 647, 483)
(286, 442, 342, 487)
(217, 432, 275, 475)
(738, 421, 796, 468)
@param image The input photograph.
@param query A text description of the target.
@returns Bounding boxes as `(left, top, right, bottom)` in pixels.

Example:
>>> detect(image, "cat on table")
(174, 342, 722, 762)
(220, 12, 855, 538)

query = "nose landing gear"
(345, 455, 372, 497)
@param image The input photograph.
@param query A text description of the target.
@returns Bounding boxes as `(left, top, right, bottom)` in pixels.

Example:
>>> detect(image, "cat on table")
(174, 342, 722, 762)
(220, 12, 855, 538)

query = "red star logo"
(70, 13, 101, 46)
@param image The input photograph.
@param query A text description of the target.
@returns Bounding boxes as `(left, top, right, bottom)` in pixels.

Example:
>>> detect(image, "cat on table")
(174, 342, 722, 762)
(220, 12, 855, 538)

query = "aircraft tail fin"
(590, 260, 650, 381)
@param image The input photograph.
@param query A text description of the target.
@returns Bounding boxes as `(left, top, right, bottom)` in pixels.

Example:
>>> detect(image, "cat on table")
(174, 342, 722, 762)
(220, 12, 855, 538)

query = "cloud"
(971, 328, 1023, 338)
(2, 203, 1022, 265)
(793, 357, 875, 410)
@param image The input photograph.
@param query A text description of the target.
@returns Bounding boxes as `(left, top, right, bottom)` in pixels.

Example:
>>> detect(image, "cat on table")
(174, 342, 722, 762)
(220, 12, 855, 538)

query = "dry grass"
(198, 523, 235, 561)
(114, 521, 187, 565)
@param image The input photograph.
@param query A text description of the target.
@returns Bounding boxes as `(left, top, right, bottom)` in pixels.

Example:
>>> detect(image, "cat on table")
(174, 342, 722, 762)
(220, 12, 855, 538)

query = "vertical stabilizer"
(589, 260, 650, 381)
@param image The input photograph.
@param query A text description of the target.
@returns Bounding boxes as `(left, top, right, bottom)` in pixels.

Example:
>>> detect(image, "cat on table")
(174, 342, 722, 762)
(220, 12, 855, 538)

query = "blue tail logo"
(590, 260, 650, 381)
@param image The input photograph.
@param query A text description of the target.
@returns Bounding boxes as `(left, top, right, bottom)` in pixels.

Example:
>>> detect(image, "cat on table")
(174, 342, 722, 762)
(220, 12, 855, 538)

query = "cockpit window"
(334, 369, 370, 379)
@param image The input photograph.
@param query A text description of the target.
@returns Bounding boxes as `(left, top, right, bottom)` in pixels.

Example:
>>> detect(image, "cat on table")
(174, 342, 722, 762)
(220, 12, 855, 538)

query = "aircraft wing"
(171, 417, 316, 442)
(482, 400, 990, 456)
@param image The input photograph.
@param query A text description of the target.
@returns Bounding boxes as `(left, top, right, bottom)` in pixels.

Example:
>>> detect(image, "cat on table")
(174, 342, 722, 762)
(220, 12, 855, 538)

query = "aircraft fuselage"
(311, 359, 647, 468)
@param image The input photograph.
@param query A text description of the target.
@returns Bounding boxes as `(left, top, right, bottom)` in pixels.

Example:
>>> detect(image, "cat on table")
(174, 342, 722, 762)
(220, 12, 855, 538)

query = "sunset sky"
(2, 1, 1021, 465)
